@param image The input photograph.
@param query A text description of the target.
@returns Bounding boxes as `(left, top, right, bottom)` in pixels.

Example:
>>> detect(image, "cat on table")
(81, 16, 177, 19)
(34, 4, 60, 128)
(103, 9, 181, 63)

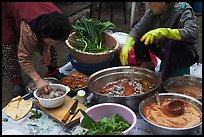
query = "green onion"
(72, 16, 115, 53)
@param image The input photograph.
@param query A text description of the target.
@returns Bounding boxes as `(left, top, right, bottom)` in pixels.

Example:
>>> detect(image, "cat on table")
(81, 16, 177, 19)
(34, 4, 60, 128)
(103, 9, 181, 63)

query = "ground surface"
(2, 2, 202, 108)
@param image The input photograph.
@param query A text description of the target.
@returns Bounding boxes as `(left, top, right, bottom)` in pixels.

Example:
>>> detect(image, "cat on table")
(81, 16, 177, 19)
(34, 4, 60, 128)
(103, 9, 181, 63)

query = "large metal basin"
(162, 75, 202, 101)
(139, 93, 202, 135)
(87, 66, 161, 111)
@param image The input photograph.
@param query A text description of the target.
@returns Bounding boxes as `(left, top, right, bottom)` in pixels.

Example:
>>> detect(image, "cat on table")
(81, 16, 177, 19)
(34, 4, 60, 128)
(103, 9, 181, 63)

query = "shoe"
(11, 83, 27, 98)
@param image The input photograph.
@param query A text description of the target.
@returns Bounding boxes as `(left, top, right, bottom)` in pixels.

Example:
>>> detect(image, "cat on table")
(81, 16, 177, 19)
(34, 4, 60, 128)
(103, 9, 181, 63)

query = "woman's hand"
(35, 78, 52, 94)
(120, 36, 136, 65)
(141, 28, 181, 45)
(41, 47, 51, 67)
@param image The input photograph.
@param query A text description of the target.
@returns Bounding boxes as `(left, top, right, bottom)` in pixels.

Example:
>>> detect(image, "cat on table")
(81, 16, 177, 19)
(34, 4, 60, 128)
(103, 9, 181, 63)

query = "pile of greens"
(72, 16, 115, 53)
(71, 109, 130, 135)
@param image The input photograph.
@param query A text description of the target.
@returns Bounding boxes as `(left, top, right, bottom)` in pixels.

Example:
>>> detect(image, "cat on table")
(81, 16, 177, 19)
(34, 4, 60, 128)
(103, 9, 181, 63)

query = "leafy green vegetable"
(71, 108, 130, 135)
(29, 109, 42, 120)
(71, 108, 96, 129)
(72, 16, 115, 53)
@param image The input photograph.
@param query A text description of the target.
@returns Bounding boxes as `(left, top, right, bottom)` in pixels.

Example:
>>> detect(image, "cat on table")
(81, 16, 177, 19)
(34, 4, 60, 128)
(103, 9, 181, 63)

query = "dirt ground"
(1, 2, 202, 108)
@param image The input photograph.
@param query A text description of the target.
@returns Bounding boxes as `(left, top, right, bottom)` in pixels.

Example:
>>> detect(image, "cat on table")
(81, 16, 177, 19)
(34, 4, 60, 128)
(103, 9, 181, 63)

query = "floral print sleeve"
(18, 20, 39, 75)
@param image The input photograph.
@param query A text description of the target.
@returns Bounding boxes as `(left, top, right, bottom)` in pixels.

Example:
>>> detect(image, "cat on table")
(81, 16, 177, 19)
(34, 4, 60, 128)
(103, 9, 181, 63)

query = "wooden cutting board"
(34, 96, 87, 127)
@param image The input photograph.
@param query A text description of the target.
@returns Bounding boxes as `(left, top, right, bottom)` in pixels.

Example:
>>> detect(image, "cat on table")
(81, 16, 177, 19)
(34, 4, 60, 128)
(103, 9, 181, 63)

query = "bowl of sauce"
(162, 75, 202, 101)
(139, 93, 202, 135)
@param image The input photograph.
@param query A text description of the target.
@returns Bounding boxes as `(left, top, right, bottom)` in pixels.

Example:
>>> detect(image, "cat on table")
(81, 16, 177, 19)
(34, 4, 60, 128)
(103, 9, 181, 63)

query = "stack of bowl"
(67, 53, 114, 76)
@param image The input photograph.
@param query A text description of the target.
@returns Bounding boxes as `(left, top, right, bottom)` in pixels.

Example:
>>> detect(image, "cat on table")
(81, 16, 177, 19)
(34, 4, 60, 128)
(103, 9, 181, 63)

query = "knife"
(61, 100, 78, 123)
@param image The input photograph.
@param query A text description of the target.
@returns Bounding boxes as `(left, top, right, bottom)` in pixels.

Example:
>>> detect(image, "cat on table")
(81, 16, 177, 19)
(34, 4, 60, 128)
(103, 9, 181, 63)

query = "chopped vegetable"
(29, 109, 42, 120)
(72, 16, 115, 53)
(71, 108, 130, 135)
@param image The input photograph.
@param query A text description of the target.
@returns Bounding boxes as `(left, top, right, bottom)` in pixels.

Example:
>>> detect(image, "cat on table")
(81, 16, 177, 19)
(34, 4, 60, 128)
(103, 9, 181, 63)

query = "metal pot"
(25, 77, 60, 93)
(87, 66, 161, 111)
(139, 93, 202, 135)
(162, 75, 202, 102)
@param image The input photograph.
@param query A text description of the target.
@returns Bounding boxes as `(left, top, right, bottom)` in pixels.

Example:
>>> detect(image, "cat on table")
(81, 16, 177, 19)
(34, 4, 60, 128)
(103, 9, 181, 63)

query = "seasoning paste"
(169, 86, 202, 99)
(143, 99, 202, 128)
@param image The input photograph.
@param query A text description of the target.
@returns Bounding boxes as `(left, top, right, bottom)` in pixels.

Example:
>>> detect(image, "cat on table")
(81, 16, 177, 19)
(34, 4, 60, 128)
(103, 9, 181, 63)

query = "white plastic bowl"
(33, 84, 70, 108)
(80, 103, 137, 135)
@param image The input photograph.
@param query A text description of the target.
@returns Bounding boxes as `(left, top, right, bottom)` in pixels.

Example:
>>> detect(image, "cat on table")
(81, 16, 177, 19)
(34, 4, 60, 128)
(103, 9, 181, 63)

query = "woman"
(120, 2, 199, 81)
(2, 2, 73, 97)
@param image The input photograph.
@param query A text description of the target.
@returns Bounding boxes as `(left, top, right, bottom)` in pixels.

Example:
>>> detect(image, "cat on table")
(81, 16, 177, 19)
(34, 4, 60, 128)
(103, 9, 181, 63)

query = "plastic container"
(80, 103, 137, 135)
(66, 32, 119, 64)
(68, 53, 114, 75)
(75, 90, 86, 104)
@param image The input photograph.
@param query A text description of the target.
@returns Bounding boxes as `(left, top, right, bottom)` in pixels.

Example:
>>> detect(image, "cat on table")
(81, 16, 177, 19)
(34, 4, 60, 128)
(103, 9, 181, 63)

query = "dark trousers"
(134, 40, 199, 81)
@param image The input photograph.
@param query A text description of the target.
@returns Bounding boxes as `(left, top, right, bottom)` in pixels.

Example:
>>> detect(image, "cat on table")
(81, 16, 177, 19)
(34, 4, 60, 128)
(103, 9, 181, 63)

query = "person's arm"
(129, 9, 154, 42)
(120, 10, 154, 65)
(120, 36, 135, 65)
(178, 6, 198, 44)
(41, 44, 52, 67)
(140, 3, 198, 45)
(140, 28, 182, 45)
(18, 21, 51, 94)
(18, 21, 38, 77)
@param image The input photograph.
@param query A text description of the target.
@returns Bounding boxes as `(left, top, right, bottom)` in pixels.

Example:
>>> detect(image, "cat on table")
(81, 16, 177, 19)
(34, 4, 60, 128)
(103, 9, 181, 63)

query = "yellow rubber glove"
(141, 28, 181, 45)
(120, 36, 135, 65)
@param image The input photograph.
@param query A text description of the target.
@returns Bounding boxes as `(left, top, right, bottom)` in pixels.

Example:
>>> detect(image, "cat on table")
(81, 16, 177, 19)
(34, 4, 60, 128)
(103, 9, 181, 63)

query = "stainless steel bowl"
(139, 93, 202, 135)
(25, 77, 60, 93)
(162, 75, 202, 101)
(87, 66, 161, 111)
(60, 73, 88, 97)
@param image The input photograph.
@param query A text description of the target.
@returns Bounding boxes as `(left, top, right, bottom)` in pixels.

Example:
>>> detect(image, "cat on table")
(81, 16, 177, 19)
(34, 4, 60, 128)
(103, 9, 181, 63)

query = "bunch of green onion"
(72, 16, 115, 53)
